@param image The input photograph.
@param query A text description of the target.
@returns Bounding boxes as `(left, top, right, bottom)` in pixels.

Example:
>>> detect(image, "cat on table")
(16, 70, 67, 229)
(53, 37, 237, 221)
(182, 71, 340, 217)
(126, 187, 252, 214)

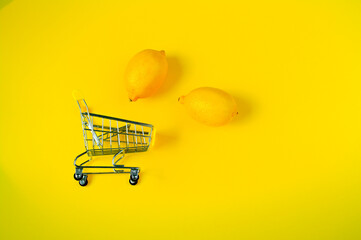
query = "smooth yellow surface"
(1, 0, 361, 239)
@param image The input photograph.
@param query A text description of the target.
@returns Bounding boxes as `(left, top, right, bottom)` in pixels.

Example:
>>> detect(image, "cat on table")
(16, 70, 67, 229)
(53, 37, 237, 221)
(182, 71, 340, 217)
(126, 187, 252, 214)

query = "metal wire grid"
(81, 112, 152, 157)
(73, 96, 153, 186)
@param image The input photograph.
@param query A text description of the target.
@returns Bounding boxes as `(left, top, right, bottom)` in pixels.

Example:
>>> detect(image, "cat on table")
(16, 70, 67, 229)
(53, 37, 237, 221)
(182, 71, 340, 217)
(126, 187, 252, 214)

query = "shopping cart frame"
(73, 92, 154, 186)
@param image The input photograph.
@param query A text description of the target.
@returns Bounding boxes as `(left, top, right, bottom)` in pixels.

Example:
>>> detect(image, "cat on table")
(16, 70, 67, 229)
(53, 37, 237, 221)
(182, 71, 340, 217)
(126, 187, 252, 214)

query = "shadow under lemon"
(153, 56, 183, 98)
(152, 131, 178, 149)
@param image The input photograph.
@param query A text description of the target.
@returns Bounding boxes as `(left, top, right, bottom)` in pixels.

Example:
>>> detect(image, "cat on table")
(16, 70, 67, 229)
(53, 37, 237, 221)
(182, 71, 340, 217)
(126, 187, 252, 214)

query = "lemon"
(125, 49, 168, 101)
(179, 87, 238, 126)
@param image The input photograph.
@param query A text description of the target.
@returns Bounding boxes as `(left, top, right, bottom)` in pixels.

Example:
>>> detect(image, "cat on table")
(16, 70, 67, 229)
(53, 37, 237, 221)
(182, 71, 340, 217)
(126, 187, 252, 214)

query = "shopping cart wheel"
(79, 176, 88, 187)
(129, 178, 138, 185)
(74, 173, 83, 181)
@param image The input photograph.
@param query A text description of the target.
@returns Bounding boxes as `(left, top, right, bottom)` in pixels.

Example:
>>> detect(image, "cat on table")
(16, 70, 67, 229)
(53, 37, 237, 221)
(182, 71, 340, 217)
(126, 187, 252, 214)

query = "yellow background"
(1, 0, 361, 239)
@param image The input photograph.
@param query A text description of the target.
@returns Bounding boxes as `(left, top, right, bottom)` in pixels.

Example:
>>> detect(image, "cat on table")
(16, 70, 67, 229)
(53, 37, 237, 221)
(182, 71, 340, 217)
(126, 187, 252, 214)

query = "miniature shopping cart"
(73, 91, 154, 186)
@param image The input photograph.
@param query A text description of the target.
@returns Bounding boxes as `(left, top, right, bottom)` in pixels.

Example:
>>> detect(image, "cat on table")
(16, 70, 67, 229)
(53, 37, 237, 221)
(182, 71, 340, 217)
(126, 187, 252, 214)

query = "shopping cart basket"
(73, 91, 154, 186)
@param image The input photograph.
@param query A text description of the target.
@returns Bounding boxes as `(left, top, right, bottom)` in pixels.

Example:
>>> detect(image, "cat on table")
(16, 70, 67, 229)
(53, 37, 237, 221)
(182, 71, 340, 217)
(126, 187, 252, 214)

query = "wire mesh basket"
(73, 91, 154, 186)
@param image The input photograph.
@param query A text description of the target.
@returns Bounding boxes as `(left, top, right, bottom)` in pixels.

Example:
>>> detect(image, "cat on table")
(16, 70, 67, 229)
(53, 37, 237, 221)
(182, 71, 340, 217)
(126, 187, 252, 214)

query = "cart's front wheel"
(74, 173, 83, 181)
(79, 176, 88, 187)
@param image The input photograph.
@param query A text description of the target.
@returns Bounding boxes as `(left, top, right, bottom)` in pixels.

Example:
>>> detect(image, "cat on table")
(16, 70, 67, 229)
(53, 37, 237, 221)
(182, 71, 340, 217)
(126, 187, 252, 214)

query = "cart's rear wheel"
(74, 173, 83, 181)
(129, 178, 138, 185)
(79, 176, 88, 187)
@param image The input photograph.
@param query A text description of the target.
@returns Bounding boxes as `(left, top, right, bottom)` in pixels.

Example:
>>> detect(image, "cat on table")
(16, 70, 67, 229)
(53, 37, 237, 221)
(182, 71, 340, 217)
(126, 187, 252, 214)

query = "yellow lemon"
(125, 49, 168, 101)
(179, 87, 238, 126)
